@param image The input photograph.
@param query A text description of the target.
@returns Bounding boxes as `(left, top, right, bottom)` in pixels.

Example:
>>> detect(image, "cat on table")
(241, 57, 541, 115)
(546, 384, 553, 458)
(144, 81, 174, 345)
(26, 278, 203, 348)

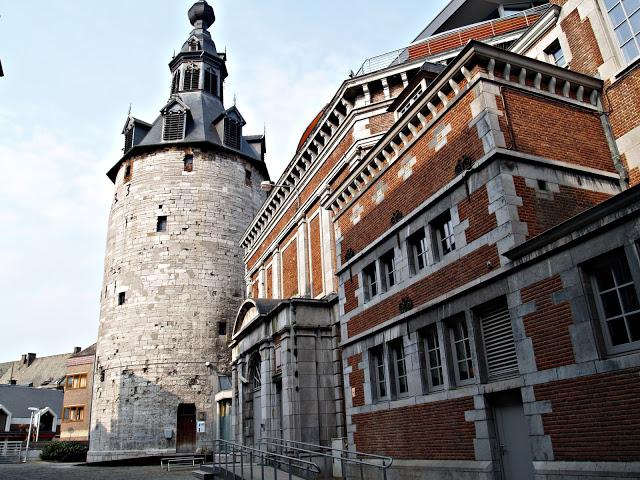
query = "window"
(248, 352, 261, 391)
(188, 38, 200, 52)
(118, 292, 126, 306)
(432, 210, 456, 261)
(363, 262, 379, 302)
(603, 0, 640, 63)
(124, 127, 134, 153)
(204, 69, 218, 96)
(422, 324, 444, 390)
(398, 85, 424, 115)
(224, 117, 241, 150)
(157, 216, 167, 232)
(545, 40, 567, 68)
(389, 340, 408, 395)
(245, 169, 252, 186)
(171, 70, 181, 94)
(184, 155, 193, 172)
(448, 316, 475, 384)
(218, 321, 227, 336)
(162, 111, 186, 141)
(370, 346, 387, 400)
(183, 65, 200, 90)
(408, 228, 429, 274)
(380, 250, 397, 291)
(123, 160, 132, 182)
(63, 406, 85, 422)
(589, 250, 640, 353)
(65, 374, 88, 390)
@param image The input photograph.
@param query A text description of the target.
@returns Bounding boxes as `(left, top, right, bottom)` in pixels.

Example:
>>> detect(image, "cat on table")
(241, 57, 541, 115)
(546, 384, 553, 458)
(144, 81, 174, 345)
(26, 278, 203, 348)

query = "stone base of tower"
(87, 449, 177, 464)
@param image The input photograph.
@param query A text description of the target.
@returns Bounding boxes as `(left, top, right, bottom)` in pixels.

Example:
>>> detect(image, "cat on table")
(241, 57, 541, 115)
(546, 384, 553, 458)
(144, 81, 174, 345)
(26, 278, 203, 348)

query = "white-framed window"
(363, 262, 379, 302)
(448, 315, 475, 385)
(545, 39, 567, 68)
(380, 250, 397, 291)
(370, 345, 388, 401)
(431, 210, 456, 261)
(389, 340, 409, 396)
(422, 323, 445, 391)
(408, 227, 429, 274)
(588, 248, 640, 354)
(603, 0, 640, 64)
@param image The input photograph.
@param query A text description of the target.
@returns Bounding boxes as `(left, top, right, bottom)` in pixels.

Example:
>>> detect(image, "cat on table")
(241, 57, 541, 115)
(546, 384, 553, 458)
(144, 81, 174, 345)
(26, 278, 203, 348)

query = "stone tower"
(88, 0, 268, 462)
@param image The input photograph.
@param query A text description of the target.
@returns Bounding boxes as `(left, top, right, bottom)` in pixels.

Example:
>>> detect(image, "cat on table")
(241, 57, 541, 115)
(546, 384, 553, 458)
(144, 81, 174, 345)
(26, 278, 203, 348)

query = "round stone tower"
(88, 1, 269, 462)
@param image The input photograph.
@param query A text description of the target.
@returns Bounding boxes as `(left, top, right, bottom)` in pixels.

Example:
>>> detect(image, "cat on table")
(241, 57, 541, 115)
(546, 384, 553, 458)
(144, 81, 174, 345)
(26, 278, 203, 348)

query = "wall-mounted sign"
(197, 421, 206, 433)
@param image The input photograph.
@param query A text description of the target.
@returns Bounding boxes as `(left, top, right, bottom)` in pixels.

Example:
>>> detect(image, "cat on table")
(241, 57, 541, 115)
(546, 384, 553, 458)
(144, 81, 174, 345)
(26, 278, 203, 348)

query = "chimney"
(74, 347, 82, 354)
(27, 353, 36, 366)
(8, 379, 16, 385)
(21, 354, 27, 364)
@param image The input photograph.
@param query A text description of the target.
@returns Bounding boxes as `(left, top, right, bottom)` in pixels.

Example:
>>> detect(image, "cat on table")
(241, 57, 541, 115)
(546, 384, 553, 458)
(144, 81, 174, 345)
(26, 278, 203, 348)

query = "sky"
(0, 0, 448, 361)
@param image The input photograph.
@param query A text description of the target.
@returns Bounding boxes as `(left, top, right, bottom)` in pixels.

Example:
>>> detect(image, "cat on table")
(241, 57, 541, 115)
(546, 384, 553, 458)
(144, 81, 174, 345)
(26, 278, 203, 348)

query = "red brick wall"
(348, 354, 364, 407)
(369, 112, 395, 135)
(560, 10, 604, 77)
(266, 265, 273, 299)
(282, 239, 298, 298)
(457, 186, 497, 243)
(503, 89, 615, 173)
(343, 275, 359, 314)
(340, 90, 484, 258)
(535, 368, 640, 461)
(514, 176, 613, 239)
(309, 215, 323, 297)
(347, 245, 500, 337)
(521, 275, 575, 371)
(353, 397, 476, 459)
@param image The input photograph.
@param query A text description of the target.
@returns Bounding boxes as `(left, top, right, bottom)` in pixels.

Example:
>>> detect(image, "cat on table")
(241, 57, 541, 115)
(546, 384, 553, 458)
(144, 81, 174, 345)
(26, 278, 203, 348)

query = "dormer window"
(124, 126, 134, 153)
(163, 110, 187, 141)
(171, 71, 181, 94)
(188, 38, 200, 52)
(204, 69, 218, 96)
(183, 65, 200, 91)
(224, 117, 241, 150)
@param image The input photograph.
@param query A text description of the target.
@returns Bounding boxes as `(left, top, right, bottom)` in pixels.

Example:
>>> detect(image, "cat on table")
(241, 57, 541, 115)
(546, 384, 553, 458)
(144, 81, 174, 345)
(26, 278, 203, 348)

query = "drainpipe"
(597, 96, 629, 189)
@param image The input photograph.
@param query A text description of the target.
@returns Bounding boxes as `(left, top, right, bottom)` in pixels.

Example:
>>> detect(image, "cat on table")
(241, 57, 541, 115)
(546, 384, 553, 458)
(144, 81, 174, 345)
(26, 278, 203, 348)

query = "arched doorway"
(246, 352, 262, 446)
(176, 403, 196, 453)
(39, 411, 54, 435)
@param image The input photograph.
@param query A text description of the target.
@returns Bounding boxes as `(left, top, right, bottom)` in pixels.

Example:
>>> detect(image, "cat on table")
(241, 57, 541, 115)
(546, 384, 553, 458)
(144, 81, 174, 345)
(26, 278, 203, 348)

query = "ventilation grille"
(183, 67, 200, 91)
(480, 306, 519, 381)
(224, 117, 241, 150)
(163, 112, 186, 141)
(124, 127, 134, 152)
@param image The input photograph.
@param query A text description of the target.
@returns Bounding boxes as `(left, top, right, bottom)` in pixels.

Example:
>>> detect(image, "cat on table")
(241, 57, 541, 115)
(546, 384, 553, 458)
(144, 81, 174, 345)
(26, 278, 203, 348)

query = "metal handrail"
(211, 439, 322, 480)
(260, 437, 393, 480)
(355, 4, 551, 76)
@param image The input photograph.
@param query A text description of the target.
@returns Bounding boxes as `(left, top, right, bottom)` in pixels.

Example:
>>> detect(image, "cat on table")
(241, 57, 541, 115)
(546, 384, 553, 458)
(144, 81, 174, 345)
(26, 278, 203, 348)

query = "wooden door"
(176, 403, 196, 453)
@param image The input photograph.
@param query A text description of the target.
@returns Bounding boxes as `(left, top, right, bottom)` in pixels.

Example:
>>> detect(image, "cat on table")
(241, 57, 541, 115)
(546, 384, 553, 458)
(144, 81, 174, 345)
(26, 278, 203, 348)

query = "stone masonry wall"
(89, 146, 266, 461)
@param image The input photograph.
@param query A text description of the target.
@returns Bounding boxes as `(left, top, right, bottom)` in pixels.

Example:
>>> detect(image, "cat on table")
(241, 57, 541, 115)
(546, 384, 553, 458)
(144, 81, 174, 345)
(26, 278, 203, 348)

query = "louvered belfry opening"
(183, 65, 200, 91)
(171, 71, 181, 94)
(124, 127, 134, 153)
(478, 301, 519, 381)
(224, 117, 241, 150)
(204, 69, 218, 96)
(163, 111, 186, 141)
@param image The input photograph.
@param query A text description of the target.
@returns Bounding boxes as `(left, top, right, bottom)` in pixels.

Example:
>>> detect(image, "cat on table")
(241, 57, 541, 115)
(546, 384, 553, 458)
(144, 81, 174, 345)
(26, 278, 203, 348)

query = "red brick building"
(232, 1, 640, 478)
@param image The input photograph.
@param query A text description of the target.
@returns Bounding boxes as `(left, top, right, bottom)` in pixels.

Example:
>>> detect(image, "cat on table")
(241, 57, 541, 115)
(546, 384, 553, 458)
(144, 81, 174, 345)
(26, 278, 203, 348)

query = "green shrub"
(40, 441, 88, 462)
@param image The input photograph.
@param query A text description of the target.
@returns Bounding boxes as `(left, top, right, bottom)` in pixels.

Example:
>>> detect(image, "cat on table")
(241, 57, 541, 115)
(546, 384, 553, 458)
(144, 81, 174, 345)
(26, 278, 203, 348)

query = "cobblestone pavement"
(0, 462, 197, 480)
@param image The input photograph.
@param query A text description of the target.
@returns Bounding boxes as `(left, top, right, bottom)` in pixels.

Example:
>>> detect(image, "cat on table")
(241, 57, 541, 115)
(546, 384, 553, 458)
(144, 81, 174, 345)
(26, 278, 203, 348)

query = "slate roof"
(69, 343, 96, 359)
(0, 385, 63, 419)
(0, 352, 75, 389)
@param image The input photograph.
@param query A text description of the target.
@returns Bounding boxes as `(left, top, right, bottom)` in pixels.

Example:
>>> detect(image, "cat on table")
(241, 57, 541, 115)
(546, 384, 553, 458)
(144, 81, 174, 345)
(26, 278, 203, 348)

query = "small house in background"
(60, 344, 96, 442)
(0, 348, 81, 389)
(0, 385, 63, 441)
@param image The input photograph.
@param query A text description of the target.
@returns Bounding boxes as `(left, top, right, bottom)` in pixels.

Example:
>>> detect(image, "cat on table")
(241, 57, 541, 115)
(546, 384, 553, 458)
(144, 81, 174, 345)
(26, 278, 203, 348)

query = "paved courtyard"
(0, 462, 198, 480)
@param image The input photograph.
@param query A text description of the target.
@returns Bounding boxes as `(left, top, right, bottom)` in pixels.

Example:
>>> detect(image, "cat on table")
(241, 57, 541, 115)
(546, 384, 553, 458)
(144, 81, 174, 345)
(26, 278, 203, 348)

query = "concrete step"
(211, 462, 310, 480)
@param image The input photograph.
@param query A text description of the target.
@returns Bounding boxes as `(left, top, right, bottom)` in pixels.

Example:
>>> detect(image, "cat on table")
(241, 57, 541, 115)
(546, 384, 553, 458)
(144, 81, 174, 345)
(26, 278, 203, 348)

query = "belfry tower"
(88, 0, 268, 462)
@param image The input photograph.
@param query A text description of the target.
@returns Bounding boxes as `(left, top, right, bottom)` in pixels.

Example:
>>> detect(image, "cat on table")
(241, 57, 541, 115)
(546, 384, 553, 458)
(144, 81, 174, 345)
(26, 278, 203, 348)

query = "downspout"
(597, 96, 629, 189)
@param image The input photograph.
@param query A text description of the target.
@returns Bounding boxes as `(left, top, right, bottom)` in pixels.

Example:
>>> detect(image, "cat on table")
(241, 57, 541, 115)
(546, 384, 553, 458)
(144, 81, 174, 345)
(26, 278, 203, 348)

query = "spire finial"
(188, 0, 215, 30)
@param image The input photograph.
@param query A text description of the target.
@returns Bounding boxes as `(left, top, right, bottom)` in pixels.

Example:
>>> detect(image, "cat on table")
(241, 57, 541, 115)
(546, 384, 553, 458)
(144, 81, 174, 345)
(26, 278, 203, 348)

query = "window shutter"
(124, 127, 134, 152)
(171, 71, 181, 93)
(480, 306, 519, 381)
(163, 111, 186, 141)
(224, 117, 241, 150)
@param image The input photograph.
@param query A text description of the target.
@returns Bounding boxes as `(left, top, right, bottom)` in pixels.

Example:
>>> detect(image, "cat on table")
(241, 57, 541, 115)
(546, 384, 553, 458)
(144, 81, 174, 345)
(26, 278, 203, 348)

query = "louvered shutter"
(124, 127, 134, 152)
(163, 111, 186, 141)
(480, 306, 519, 381)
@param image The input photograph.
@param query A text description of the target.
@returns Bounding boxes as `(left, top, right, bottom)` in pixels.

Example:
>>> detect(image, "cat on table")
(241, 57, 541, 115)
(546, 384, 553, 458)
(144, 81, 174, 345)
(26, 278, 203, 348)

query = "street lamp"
(24, 407, 40, 463)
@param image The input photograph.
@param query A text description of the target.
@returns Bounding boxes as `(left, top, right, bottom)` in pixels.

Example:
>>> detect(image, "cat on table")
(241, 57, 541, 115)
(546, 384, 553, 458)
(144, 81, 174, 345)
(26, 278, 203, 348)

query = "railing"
(160, 455, 206, 471)
(355, 4, 551, 76)
(261, 437, 393, 480)
(211, 439, 322, 479)
(0, 441, 22, 464)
